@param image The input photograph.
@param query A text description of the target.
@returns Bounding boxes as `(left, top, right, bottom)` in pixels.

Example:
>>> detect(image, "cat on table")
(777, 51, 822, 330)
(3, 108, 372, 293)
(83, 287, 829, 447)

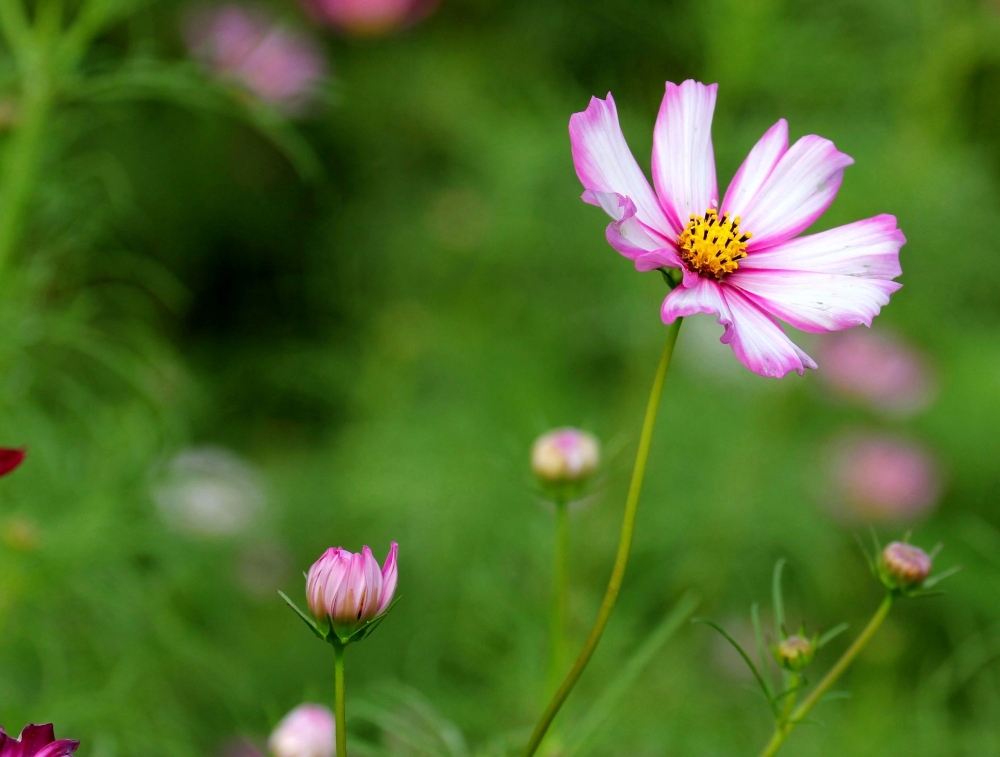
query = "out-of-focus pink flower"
(185, 5, 326, 113)
(816, 330, 935, 416)
(0, 725, 78, 757)
(829, 432, 942, 524)
(306, 543, 398, 633)
(0, 448, 25, 477)
(302, 0, 436, 36)
(531, 428, 600, 484)
(268, 704, 335, 757)
(570, 80, 904, 378)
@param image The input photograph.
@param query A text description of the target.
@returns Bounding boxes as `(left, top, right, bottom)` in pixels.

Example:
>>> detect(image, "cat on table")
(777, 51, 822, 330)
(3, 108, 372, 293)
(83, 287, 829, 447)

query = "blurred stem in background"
(0, 0, 119, 277)
(546, 499, 570, 698)
(522, 317, 683, 757)
(334, 644, 347, 757)
(758, 594, 895, 757)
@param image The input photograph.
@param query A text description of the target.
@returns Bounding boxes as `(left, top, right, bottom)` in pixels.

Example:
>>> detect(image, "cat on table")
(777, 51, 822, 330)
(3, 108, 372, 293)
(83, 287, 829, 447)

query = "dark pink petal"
(718, 288, 817, 378)
(30, 740, 78, 757)
(377, 542, 398, 615)
(727, 269, 902, 333)
(721, 119, 788, 219)
(652, 80, 719, 233)
(738, 214, 904, 279)
(18, 725, 55, 757)
(738, 135, 854, 251)
(0, 448, 25, 477)
(570, 95, 674, 236)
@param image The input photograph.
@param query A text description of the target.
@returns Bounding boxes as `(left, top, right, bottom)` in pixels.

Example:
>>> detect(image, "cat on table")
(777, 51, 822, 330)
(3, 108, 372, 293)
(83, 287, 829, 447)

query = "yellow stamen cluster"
(678, 208, 751, 280)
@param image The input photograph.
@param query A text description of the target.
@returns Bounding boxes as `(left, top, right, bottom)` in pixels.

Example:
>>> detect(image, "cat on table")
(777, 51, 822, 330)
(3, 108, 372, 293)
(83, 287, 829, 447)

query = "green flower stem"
(546, 499, 570, 696)
(334, 644, 347, 757)
(521, 317, 683, 757)
(777, 672, 799, 726)
(758, 594, 894, 757)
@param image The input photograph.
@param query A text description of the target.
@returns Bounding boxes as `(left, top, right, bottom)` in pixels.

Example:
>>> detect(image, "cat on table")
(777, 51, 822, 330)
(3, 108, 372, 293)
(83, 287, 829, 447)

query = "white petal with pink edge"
(739, 214, 904, 279)
(652, 80, 719, 233)
(738, 135, 854, 251)
(721, 119, 788, 219)
(570, 95, 673, 235)
(727, 269, 902, 333)
(719, 288, 817, 378)
(660, 275, 731, 324)
(586, 191, 682, 271)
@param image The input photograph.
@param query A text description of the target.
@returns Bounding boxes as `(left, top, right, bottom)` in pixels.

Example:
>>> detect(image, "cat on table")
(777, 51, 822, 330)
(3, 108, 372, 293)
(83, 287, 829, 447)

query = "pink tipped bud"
(305, 542, 398, 634)
(531, 428, 599, 485)
(268, 704, 335, 757)
(773, 635, 815, 672)
(879, 541, 932, 590)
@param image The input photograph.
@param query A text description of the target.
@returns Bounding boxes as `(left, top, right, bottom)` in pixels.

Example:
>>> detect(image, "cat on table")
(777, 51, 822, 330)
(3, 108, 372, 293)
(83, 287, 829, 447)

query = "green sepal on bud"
(279, 590, 401, 647)
(773, 632, 817, 672)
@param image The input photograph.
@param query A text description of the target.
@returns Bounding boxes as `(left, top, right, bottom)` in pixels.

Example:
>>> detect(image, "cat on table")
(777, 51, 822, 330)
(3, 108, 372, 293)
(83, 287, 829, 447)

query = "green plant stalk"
(0, 65, 53, 277)
(334, 644, 347, 757)
(777, 672, 799, 726)
(758, 594, 894, 757)
(521, 318, 683, 757)
(546, 499, 570, 696)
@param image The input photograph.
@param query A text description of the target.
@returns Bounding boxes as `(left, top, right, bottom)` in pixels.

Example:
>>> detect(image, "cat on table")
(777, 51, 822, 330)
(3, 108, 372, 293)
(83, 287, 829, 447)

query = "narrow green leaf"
(278, 590, 324, 640)
(922, 565, 963, 589)
(692, 618, 778, 718)
(817, 623, 850, 648)
(564, 592, 699, 757)
(772, 558, 787, 638)
(751, 602, 775, 697)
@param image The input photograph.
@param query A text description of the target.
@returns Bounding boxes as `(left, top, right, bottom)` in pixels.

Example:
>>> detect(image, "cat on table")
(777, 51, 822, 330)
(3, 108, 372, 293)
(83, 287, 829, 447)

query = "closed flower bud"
(268, 704, 335, 757)
(531, 428, 600, 485)
(879, 541, 932, 590)
(306, 543, 398, 636)
(773, 635, 815, 672)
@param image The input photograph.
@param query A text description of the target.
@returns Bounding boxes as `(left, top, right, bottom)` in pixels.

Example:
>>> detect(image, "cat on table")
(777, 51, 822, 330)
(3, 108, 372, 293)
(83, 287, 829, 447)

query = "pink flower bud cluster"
(306, 543, 398, 633)
(185, 5, 326, 113)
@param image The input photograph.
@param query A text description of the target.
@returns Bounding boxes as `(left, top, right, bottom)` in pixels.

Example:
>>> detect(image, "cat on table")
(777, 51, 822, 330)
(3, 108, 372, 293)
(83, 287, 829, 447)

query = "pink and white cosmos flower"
(569, 80, 905, 378)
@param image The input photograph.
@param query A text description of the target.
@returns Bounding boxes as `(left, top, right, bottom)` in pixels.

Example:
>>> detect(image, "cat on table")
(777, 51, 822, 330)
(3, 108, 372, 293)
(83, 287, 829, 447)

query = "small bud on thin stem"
(879, 541, 932, 591)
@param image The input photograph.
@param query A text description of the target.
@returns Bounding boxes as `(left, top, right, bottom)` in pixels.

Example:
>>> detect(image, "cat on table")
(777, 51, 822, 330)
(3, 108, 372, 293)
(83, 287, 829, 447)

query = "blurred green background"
(3, 0, 1000, 755)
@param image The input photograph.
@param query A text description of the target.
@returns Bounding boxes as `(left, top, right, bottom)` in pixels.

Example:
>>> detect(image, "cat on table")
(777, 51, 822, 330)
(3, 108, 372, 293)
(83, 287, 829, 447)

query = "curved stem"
(758, 594, 894, 757)
(521, 318, 683, 757)
(334, 644, 347, 757)
(546, 500, 570, 696)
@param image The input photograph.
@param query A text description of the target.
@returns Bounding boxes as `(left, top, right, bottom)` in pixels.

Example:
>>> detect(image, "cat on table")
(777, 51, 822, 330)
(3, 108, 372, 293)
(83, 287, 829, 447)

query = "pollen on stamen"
(677, 208, 751, 280)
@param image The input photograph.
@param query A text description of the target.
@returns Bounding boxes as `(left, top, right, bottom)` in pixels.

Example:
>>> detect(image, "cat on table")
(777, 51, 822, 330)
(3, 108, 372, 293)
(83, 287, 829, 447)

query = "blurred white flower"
(154, 446, 265, 537)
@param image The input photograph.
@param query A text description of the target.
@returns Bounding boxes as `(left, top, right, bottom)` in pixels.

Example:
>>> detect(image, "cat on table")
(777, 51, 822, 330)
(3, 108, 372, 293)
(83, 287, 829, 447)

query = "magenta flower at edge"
(0, 724, 79, 757)
(302, 0, 436, 36)
(306, 543, 398, 634)
(570, 80, 905, 378)
(268, 704, 335, 757)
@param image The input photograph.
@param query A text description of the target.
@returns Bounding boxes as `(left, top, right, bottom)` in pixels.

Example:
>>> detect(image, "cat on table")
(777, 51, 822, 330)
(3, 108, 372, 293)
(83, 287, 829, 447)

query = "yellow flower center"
(677, 208, 752, 280)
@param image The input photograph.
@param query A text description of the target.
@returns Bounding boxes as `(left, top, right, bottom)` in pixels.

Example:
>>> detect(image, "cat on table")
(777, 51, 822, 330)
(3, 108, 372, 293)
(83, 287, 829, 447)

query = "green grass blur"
(3, 0, 1000, 755)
